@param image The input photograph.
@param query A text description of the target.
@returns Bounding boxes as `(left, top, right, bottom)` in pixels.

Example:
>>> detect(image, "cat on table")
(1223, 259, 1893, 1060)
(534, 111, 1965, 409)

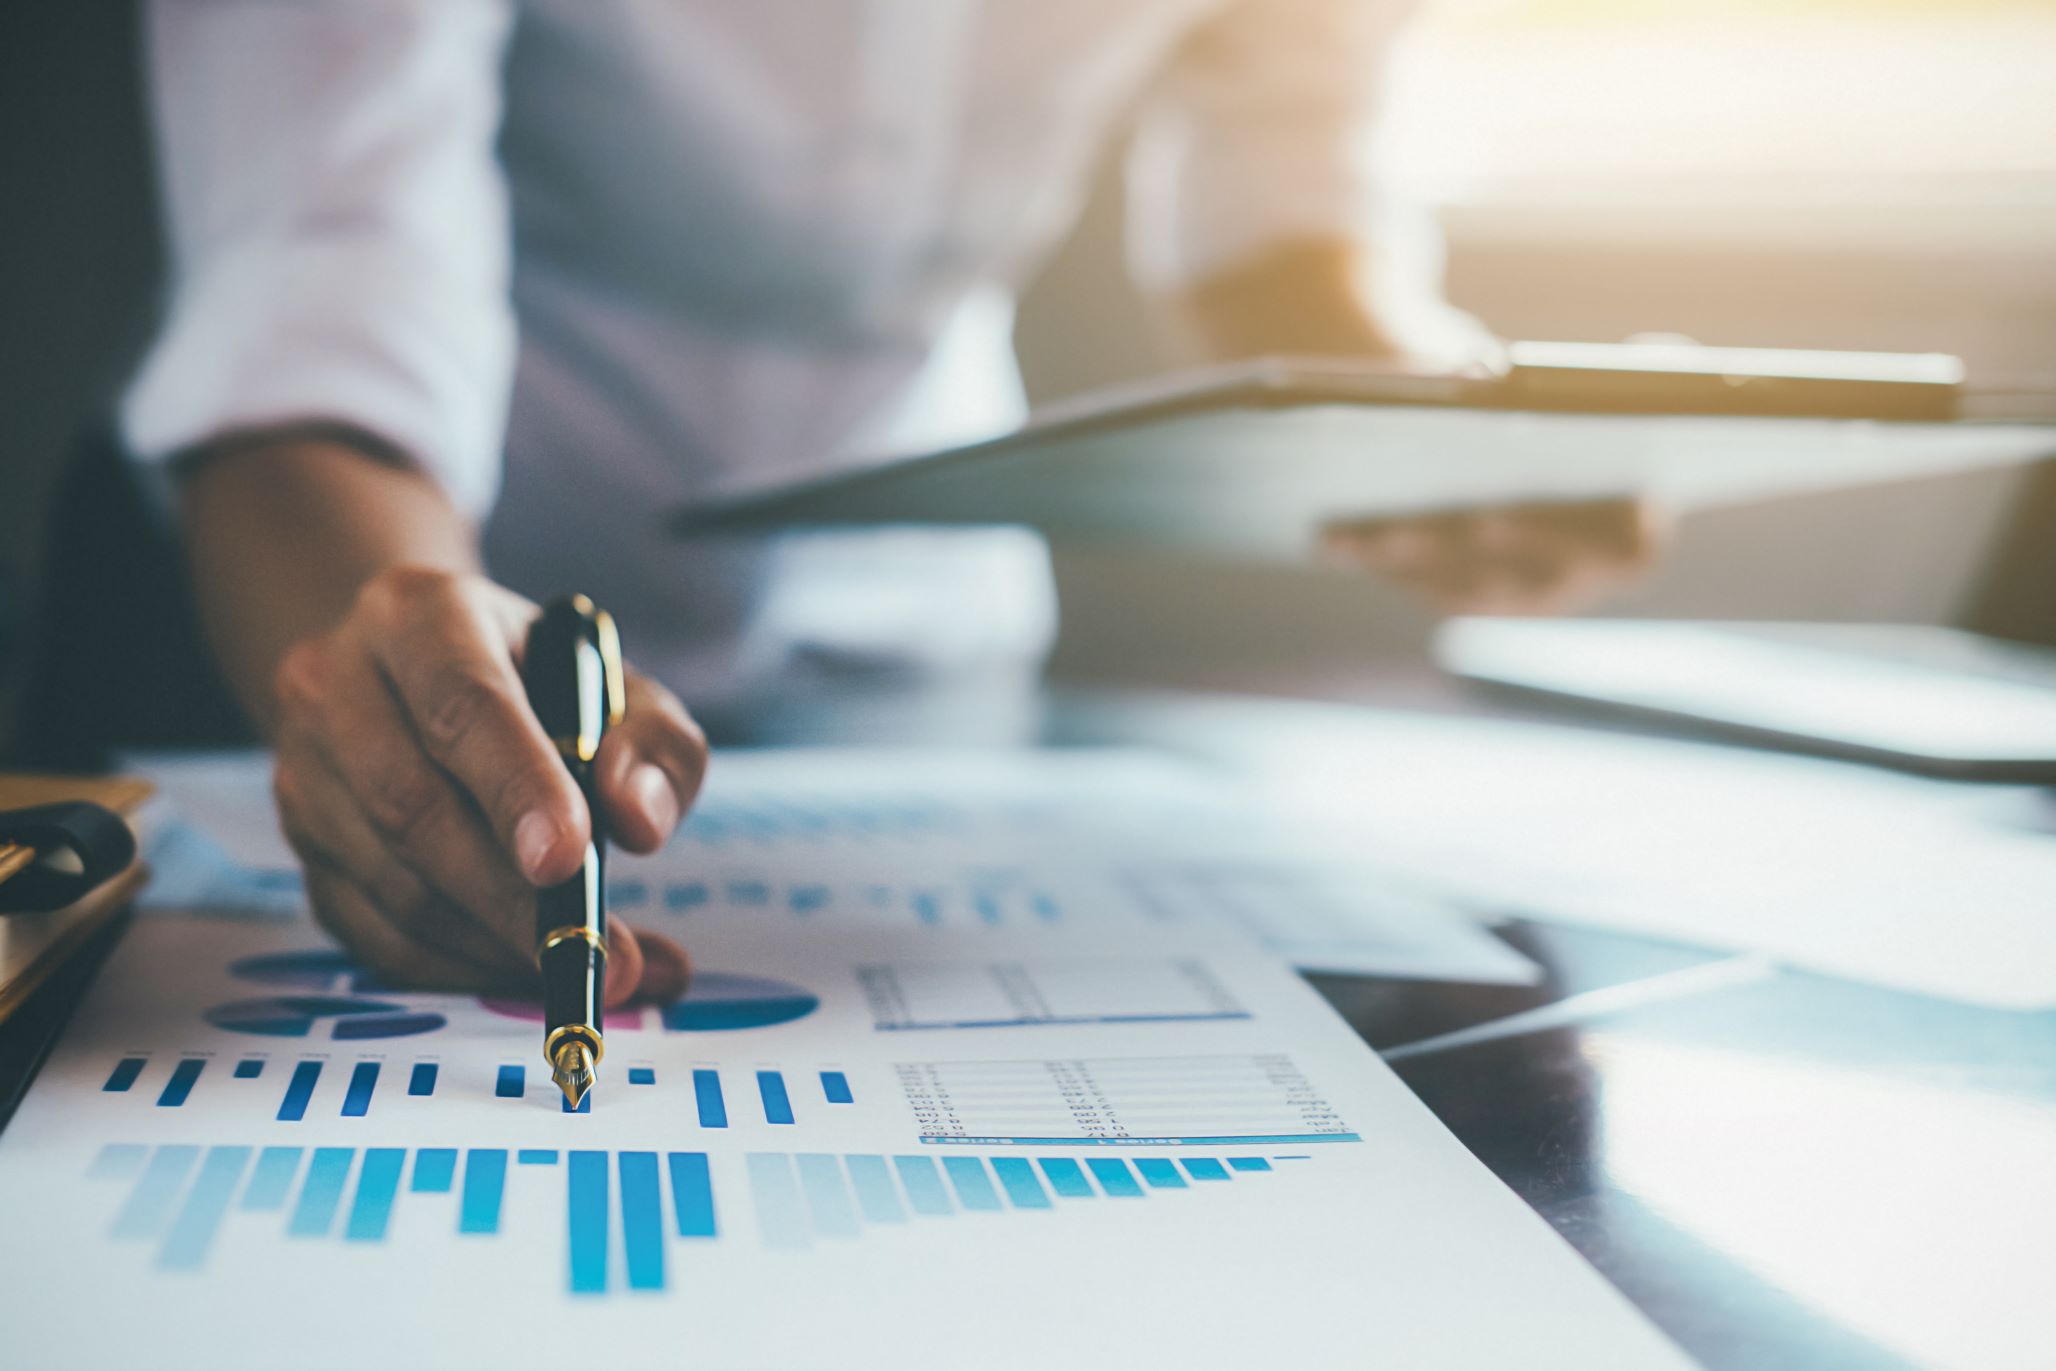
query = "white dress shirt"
(124, 0, 1413, 721)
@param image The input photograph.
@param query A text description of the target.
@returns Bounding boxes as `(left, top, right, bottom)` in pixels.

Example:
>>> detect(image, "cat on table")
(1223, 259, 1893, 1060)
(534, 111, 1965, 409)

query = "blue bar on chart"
(459, 1150, 507, 1235)
(234, 1058, 265, 1079)
(844, 1155, 906, 1224)
(892, 1155, 953, 1216)
(628, 1067, 655, 1085)
(241, 1147, 302, 1211)
(287, 1148, 354, 1237)
(159, 1146, 251, 1271)
(411, 1148, 457, 1194)
(693, 1069, 727, 1128)
(1135, 1158, 1187, 1189)
(157, 1059, 205, 1108)
(795, 1154, 859, 1238)
(666, 881, 707, 912)
(1182, 1158, 1230, 1181)
(1038, 1158, 1094, 1198)
(1229, 1157, 1273, 1172)
(668, 1153, 717, 1238)
(1087, 1158, 1144, 1198)
(941, 1156, 1002, 1212)
(345, 1148, 405, 1241)
(111, 1145, 199, 1239)
(568, 1151, 609, 1295)
(990, 1157, 1052, 1209)
(103, 1056, 146, 1093)
(277, 1060, 321, 1122)
(88, 1143, 148, 1181)
(610, 879, 648, 909)
(911, 891, 941, 925)
(618, 1152, 665, 1291)
(408, 1063, 438, 1096)
(495, 1065, 525, 1099)
(757, 1071, 794, 1125)
(341, 1062, 379, 1117)
(820, 1070, 853, 1104)
(790, 884, 828, 913)
(746, 1153, 809, 1252)
(519, 1150, 559, 1165)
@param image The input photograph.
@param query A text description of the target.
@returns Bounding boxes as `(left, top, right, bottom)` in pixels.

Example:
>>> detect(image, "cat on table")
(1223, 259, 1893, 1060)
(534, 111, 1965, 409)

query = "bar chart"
(896, 1053, 1360, 1146)
(858, 959, 1247, 1030)
(86, 1140, 1286, 1292)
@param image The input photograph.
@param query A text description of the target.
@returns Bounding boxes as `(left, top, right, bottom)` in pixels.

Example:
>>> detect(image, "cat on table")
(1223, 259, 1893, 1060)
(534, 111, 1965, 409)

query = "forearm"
(173, 432, 481, 733)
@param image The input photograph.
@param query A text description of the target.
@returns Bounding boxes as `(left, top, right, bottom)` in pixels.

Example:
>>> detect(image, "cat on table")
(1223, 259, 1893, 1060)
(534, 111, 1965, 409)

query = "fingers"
(604, 922, 692, 1008)
(354, 569, 589, 884)
(1325, 499, 1667, 615)
(595, 671, 708, 854)
(297, 859, 502, 993)
(276, 632, 542, 967)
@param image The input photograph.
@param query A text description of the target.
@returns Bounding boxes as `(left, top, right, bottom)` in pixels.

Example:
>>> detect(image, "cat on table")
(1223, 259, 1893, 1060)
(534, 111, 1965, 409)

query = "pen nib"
(552, 1040, 595, 1109)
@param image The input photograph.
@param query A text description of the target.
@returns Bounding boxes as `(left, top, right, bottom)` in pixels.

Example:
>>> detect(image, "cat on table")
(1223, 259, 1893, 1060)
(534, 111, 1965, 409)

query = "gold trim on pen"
(595, 609, 626, 728)
(538, 924, 607, 959)
(546, 1023, 605, 1067)
(551, 734, 596, 763)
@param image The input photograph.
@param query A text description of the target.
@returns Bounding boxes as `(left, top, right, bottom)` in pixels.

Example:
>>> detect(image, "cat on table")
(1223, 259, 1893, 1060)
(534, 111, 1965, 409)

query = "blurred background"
(4, 0, 2054, 737)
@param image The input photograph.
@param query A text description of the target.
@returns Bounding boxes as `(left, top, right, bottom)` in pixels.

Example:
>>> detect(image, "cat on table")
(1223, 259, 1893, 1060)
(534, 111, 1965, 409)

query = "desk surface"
(5, 680, 2050, 1370)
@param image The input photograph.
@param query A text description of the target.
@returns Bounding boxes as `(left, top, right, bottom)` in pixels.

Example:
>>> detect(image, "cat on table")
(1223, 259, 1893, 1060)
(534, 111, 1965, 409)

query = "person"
(125, 1, 1657, 1002)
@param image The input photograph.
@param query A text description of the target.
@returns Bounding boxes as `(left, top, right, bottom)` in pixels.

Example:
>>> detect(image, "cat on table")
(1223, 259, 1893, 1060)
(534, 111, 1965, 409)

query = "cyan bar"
(990, 1157, 1052, 1209)
(1228, 1157, 1273, 1172)
(667, 1152, 717, 1238)
(87, 1143, 149, 1181)
(518, 1149, 559, 1165)
(1086, 1158, 1144, 1198)
(693, 1069, 727, 1128)
(941, 1156, 1001, 1212)
(111, 1145, 200, 1239)
(756, 1070, 794, 1125)
(891, 1155, 953, 1216)
(157, 1058, 205, 1108)
(407, 1063, 438, 1096)
(287, 1148, 354, 1237)
(746, 1153, 809, 1252)
(459, 1150, 507, 1234)
(159, 1146, 251, 1271)
(103, 1056, 146, 1092)
(1135, 1158, 1187, 1189)
(820, 1071, 853, 1104)
(233, 1058, 265, 1080)
(1181, 1158, 1231, 1181)
(495, 1065, 525, 1099)
(795, 1154, 859, 1238)
(843, 1155, 905, 1224)
(411, 1148, 457, 1194)
(1037, 1158, 1094, 1198)
(568, 1151, 610, 1295)
(916, 1132, 1363, 1147)
(341, 1062, 380, 1117)
(277, 1060, 321, 1122)
(345, 1148, 405, 1241)
(628, 1067, 655, 1085)
(618, 1152, 664, 1292)
(241, 1147, 302, 1211)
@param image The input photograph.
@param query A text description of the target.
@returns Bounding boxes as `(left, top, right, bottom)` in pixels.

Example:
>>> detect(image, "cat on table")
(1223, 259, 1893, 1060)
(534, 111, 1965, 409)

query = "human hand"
(269, 567, 704, 1003)
(1322, 499, 1668, 616)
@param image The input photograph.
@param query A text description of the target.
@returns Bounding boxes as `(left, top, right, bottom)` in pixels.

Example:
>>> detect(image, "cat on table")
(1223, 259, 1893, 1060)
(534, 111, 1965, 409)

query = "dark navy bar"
(495, 1065, 525, 1098)
(408, 1063, 438, 1096)
(693, 1069, 727, 1128)
(757, 1070, 794, 1125)
(233, 1058, 265, 1080)
(341, 1062, 379, 1117)
(820, 1071, 853, 1104)
(156, 1059, 205, 1108)
(277, 1060, 321, 1122)
(103, 1057, 146, 1092)
(628, 1067, 655, 1085)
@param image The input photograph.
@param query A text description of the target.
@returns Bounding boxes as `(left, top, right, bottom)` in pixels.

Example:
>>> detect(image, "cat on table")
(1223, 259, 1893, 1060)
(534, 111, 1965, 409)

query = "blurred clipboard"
(0, 775, 151, 1025)
(672, 342, 2056, 562)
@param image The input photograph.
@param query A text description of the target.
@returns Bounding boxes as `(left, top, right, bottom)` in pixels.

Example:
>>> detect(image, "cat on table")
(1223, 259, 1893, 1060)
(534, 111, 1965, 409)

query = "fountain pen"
(521, 594, 625, 1109)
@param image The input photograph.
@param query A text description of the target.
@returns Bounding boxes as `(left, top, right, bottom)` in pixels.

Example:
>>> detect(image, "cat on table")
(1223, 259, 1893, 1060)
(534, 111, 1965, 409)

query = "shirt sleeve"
(1124, 0, 1427, 294)
(122, 0, 518, 520)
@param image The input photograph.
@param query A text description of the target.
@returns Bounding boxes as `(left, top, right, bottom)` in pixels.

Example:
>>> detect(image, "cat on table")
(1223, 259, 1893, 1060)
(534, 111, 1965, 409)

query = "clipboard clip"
(0, 802, 138, 915)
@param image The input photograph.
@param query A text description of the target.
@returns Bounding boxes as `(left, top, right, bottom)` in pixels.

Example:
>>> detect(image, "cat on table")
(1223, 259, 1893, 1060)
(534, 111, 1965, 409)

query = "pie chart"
(479, 971, 819, 1032)
(205, 994, 447, 1039)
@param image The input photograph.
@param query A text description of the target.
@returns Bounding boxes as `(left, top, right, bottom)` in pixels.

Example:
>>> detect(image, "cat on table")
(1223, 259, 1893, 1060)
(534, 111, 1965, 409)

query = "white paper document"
(0, 756, 1679, 1370)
